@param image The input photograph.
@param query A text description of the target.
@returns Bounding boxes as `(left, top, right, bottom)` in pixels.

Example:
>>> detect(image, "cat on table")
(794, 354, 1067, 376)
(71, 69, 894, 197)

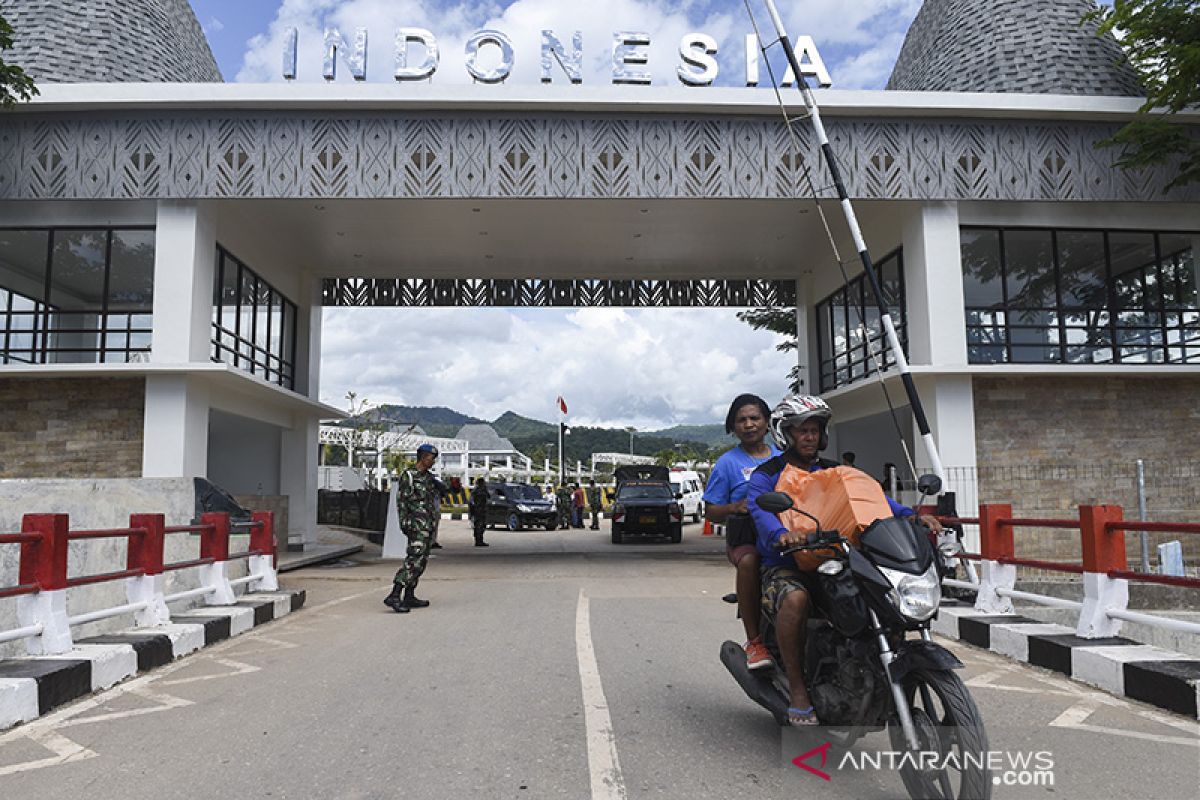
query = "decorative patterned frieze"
(0, 112, 1194, 202)
(321, 277, 798, 308)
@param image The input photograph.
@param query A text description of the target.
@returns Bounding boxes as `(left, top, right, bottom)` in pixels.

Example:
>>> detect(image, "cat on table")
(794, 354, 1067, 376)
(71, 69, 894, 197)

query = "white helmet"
(769, 394, 832, 450)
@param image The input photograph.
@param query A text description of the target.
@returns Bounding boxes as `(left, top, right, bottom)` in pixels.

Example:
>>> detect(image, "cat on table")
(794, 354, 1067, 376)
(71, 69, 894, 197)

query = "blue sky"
(189, 1, 924, 89)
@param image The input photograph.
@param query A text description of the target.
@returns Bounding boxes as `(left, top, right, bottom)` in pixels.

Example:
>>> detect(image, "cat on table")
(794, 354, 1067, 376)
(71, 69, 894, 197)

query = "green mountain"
(347, 404, 727, 462)
(651, 423, 729, 448)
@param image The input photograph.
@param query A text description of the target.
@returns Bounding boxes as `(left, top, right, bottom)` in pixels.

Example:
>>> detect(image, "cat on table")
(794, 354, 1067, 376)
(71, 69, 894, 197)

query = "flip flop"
(787, 706, 819, 726)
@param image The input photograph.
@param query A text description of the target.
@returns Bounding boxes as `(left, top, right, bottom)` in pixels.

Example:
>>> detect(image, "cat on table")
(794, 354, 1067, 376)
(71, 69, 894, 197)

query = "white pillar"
(794, 278, 812, 392)
(292, 273, 323, 400)
(281, 413, 320, 550)
(150, 201, 217, 364)
(902, 202, 967, 367)
(142, 375, 210, 477)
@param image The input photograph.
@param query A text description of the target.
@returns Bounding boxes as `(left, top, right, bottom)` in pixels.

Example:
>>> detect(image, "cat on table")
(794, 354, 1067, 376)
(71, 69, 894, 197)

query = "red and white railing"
(0, 511, 277, 655)
(939, 503, 1200, 638)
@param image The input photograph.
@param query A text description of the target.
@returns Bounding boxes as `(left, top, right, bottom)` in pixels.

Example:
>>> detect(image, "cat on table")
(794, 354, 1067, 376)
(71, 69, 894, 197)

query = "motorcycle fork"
(871, 609, 921, 750)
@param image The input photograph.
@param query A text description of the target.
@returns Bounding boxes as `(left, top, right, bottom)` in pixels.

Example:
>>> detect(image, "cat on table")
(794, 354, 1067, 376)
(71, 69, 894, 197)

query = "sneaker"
(744, 639, 774, 671)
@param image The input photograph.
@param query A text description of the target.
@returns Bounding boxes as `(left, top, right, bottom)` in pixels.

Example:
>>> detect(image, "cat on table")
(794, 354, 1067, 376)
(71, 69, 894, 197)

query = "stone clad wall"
(0, 377, 145, 479)
(0, 0, 221, 83)
(973, 375, 1200, 564)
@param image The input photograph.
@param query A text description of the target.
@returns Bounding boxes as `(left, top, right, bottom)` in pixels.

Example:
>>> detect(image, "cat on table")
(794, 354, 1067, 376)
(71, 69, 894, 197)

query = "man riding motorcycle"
(746, 394, 942, 726)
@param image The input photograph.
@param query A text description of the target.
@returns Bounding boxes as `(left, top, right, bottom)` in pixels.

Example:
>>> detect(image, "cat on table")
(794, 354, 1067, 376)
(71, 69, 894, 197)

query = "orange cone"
(702, 519, 714, 536)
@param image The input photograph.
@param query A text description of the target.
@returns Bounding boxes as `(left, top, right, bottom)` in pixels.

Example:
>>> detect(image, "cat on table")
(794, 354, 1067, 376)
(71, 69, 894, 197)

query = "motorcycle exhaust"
(719, 640, 790, 727)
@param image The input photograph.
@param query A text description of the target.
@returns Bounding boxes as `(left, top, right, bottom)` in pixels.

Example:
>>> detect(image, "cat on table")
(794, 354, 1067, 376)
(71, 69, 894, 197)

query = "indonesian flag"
(557, 395, 568, 415)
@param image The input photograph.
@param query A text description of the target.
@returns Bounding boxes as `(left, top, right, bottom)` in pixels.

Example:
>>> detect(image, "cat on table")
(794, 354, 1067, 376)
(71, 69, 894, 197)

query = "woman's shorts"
(726, 544, 758, 567)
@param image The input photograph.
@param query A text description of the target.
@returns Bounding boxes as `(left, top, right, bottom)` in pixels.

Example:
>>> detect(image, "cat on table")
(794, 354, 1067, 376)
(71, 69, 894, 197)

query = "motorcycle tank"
(858, 517, 933, 573)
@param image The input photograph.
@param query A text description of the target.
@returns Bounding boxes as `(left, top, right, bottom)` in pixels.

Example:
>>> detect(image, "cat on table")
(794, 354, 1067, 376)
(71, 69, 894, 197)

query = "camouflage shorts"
(760, 564, 820, 619)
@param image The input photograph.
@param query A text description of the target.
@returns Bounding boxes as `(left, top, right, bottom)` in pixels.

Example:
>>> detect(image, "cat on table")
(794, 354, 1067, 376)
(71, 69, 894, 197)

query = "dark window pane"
(1158, 233, 1196, 309)
(50, 230, 107, 309)
(1002, 229, 1056, 308)
(107, 230, 155, 311)
(0, 230, 50, 301)
(1110, 232, 1158, 310)
(960, 229, 1003, 307)
(1057, 231, 1106, 308)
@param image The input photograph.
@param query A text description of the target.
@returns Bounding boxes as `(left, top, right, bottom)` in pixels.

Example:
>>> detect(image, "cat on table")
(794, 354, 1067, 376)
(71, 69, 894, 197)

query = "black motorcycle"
(721, 476, 991, 800)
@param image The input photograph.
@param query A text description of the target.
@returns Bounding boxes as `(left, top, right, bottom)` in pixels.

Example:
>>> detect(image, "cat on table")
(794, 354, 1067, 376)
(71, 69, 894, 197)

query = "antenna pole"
(758, 0, 945, 480)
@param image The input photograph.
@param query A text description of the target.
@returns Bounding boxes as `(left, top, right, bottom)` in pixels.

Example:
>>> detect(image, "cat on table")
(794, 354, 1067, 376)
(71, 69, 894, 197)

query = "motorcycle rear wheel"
(888, 668, 991, 800)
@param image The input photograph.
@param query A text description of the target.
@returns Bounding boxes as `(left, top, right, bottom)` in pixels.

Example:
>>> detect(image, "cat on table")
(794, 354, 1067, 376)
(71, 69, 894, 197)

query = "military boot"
(383, 587, 410, 613)
(403, 586, 430, 608)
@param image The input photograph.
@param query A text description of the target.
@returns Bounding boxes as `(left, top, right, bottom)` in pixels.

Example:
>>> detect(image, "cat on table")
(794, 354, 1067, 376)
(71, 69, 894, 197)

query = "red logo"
(792, 741, 833, 781)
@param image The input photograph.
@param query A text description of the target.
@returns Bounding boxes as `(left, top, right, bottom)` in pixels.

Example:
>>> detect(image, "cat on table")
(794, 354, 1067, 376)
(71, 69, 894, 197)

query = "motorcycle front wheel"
(888, 668, 991, 800)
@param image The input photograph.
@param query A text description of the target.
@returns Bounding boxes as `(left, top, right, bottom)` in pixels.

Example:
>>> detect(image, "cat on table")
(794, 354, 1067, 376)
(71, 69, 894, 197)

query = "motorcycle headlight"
(878, 563, 941, 622)
(516, 504, 533, 513)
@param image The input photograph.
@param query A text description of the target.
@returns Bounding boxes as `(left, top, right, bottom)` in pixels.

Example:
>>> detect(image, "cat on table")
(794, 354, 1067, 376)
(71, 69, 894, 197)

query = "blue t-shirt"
(703, 444, 782, 506)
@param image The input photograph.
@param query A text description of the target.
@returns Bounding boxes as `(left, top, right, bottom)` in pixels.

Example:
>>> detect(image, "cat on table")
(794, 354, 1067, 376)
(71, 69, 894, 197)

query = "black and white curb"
(0, 590, 305, 730)
(935, 599, 1200, 719)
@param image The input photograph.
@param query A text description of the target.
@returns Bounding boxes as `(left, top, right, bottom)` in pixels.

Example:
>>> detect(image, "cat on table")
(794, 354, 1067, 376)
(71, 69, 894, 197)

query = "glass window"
(210, 246, 298, 389)
(815, 249, 906, 391)
(960, 229, 1003, 308)
(106, 230, 155, 312)
(49, 230, 108, 309)
(0, 230, 50, 301)
(963, 227, 1198, 367)
(1002, 230, 1056, 309)
(1056, 231, 1106, 309)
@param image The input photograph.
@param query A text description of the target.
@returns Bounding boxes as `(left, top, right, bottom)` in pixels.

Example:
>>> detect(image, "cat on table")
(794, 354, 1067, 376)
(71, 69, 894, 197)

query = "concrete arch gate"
(0, 84, 1196, 555)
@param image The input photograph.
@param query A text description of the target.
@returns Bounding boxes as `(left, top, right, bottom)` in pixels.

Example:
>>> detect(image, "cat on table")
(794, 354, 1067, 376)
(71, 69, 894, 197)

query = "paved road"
(2, 520, 1197, 799)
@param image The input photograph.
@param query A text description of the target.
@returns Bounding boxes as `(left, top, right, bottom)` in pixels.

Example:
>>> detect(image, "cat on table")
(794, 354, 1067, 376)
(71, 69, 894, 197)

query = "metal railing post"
(1077, 504, 1129, 639)
(127, 514, 171, 627)
(247, 511, 279, 592)
(198, 513, 236, 605)
(16, 514, 73, 655)
(975, 503, 1017, 614)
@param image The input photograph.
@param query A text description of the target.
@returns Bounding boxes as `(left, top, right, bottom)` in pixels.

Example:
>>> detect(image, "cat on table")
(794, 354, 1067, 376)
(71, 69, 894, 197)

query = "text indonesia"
(283, 28, 833, 87)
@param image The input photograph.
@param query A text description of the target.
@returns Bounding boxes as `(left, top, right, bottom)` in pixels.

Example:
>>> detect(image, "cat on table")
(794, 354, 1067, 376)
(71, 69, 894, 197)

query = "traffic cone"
(702, 519, 713, 536)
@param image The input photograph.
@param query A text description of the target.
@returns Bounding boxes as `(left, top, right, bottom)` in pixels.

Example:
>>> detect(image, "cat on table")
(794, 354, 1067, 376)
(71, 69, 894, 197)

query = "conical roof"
(0, 0, 221, 83)
(887, 0, 1141, 96)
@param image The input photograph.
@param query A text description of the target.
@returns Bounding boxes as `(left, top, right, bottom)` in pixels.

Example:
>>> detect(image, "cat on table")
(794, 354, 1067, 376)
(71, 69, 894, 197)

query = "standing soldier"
(555, 483, 572, 530)
(586, 478, 603, 530)
(384, 444, 440, 613)
(469, 476, 490, 547)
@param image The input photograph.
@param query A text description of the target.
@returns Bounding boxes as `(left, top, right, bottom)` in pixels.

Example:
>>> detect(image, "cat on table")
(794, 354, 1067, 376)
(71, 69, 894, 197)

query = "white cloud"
(237, 0, 919, 89)
(205, 16, 226, 35)
(319, 306, 797, 428)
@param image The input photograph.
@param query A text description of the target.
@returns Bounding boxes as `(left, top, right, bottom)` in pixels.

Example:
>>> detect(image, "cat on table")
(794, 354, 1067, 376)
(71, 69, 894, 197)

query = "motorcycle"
(720, 474, 991, 800)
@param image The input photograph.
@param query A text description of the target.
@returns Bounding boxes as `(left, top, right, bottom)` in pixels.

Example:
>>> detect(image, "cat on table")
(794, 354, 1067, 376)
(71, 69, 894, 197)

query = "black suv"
(484, 482, 557, 531)
(610, 465, 683, 544)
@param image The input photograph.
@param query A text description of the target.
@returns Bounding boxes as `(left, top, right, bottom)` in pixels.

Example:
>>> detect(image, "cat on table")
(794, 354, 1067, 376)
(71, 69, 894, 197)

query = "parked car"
(610, 465, 683, 544)
(485, 482, 557, 531)
(669, 469, 705, 523)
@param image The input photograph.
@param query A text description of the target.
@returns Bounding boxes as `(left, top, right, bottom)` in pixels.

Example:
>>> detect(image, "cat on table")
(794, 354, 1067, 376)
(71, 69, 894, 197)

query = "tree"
(1086, 1, 1200, 190)
(736, 307, 802, 391)
(0, 15, 37, 108)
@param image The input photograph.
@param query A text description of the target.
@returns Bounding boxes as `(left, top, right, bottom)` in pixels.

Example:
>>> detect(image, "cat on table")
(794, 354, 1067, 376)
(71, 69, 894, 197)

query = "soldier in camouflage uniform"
(586, 478, 603, 530)
(555, 484, 572, 530)
(384, 444, 441, 613)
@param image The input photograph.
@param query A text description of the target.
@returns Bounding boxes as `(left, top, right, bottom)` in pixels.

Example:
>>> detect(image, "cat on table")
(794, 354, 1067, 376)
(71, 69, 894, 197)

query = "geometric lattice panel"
(321, 278, 798, 308)
(0, 112, 1195, 203)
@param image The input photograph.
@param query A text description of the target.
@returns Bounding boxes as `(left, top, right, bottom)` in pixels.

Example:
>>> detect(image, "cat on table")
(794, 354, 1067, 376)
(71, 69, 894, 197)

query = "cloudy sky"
(188, 0, 924, 428)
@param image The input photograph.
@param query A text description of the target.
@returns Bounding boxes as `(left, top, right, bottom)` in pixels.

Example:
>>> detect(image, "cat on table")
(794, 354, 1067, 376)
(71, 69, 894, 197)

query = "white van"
(669, 469, 705, 523)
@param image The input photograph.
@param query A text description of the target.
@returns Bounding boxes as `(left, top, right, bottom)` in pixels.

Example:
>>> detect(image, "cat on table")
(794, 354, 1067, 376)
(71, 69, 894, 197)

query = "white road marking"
(575, 589, 628, 800)
(0, 731, 97, 777)
(1049, 699, 1200, 747)
(0, 586, 386, 776)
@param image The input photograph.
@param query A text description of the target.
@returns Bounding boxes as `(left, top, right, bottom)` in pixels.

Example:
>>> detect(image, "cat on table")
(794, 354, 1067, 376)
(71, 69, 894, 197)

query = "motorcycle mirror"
(917, 473, 942, 497)
(754, 492, 794, 514)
